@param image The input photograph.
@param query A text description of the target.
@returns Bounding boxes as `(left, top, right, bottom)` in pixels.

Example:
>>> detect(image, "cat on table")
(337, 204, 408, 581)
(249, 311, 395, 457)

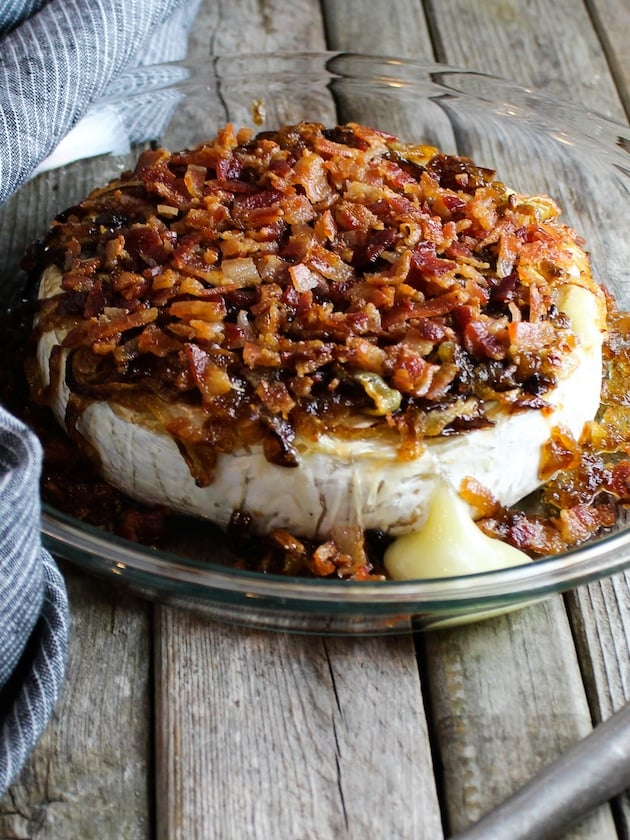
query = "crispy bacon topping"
(32, 122, 597, 475)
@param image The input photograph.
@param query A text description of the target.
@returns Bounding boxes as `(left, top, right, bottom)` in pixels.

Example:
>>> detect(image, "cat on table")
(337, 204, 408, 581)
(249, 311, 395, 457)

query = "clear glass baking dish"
(2, 52, 630, 634)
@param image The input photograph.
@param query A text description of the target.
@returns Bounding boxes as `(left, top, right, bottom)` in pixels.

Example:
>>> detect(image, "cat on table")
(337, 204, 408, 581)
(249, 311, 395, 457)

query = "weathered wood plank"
(188, 0, 326, 56)
(421, 598, 616, 837)
(586, 0, 630, 119)
(567, 575, 630, 835)
(568, 576, 630, 722)
(0, 565, 152, 839)
(155, 609, 442, 840)
(423, 0, 625, 120)
(322, 0, 435, 59)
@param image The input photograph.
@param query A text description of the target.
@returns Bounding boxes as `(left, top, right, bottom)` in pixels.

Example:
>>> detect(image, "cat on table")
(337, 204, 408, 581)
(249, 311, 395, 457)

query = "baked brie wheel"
(31, 122, 606, 568)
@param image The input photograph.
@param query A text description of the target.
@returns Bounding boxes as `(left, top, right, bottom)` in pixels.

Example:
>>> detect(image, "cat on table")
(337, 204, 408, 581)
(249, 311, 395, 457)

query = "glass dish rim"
(27, 50, 630, 612)
(42, 506, 630, 608)
(96, 49, 630, 141)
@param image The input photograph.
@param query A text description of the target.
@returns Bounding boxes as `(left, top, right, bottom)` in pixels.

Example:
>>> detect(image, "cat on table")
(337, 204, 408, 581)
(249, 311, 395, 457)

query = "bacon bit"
(554, 503, 616, 545)
(242, 341, 281, 368)
(345, 337, 387, 372)
(112, 270, 149, 301)
(137, 324, 181, 357)
(62, 261, 100, 290)
(62, 307, 158, 348)
(390, 349, 437, 396)
(83, 283, 106, 318)
(232, 189, 283, 228)
(215, 154, 243, 181)
(335, 200, 380, 231)
(410, 240, 456, 277)
(281, 194, 317, 225)
(539, 425, 581, 482)
(605, 460, 630, 499)
(460, 476, 501, 517)
(382, 291, 462, 329)
(478, 512, 566, 556)
(308, 541, 338, 576)
(313, 208, 337, 243)
(255, 380, 295, 417)
(169, 299, 226, 322)
(172, 244, 222, 282)
(508, 319, 556, 351)
(464, 320, 508, 360)
(151, 268, 179, 290)
(187, 319, 225, 343)
(178, 276, 209, 297)
(103, 234, 128, 270)
(184, 344, 232, 402)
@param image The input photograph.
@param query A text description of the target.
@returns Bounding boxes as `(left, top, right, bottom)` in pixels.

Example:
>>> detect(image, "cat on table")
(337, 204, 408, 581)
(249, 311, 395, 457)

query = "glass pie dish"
(2, 52, 630, 634)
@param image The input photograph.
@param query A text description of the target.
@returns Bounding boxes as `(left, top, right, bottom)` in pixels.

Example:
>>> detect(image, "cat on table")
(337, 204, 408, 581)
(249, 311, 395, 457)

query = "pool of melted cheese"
(36, 258, 605, 579)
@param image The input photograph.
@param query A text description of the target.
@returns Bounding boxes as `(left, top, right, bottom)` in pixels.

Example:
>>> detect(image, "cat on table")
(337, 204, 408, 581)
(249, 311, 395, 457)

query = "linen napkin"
(0, 0, 200, 795)
(0, 0, 201, 204)
(0, 408, 68, 795)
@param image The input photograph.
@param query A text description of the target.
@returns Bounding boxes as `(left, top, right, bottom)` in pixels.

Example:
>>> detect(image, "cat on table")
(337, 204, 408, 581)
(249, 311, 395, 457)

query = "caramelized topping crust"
(32, 122, 598, 474)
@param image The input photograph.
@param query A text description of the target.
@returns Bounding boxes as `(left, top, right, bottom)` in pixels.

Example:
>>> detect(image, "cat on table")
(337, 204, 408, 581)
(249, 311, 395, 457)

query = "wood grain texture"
(155, 610, 442, 839)
(423, 0, 625, 120)
(422, 597, 617, 837)
(586, 0, 630, 119)
(567, 576, 630, 835)
(0, 566, 152, 839)
(188, 0, 326, 56)
(321, 0, 435, 59)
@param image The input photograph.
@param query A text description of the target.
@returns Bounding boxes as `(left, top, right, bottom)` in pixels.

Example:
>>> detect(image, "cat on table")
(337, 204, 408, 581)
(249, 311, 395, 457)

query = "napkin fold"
(0, 0, 200, 795)
(0, 0, 201, 205)
(0, 408, 69, 795)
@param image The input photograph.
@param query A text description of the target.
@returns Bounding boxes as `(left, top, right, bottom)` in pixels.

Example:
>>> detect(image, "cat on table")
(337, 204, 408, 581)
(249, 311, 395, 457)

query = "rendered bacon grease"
(30, 121, 623, 581)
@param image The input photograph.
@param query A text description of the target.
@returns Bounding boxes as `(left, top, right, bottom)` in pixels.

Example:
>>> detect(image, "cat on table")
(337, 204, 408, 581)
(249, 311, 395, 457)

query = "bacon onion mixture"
(32, 121, 595, 480)
(22, 121, 630, 579)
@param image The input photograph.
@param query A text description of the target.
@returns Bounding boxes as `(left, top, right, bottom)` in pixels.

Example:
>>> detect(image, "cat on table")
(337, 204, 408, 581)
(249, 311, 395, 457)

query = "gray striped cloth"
(0, 408, 68, 794)
(0, 0, 200, 795)
(0, 0, 201, 204)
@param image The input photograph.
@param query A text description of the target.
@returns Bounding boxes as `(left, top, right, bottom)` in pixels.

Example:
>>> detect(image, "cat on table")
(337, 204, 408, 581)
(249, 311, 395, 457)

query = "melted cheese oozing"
(36, 267, 605, 551)
(384, 482, 529, 579)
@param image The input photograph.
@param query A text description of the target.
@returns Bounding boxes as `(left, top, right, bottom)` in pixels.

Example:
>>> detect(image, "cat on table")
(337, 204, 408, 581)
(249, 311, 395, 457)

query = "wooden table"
(1, 1, 630, 837)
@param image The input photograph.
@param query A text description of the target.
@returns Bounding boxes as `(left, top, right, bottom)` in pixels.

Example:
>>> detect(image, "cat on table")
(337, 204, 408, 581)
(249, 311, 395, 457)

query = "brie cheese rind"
(31, 121, 607, 549)
(36, 268, 604, 540)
